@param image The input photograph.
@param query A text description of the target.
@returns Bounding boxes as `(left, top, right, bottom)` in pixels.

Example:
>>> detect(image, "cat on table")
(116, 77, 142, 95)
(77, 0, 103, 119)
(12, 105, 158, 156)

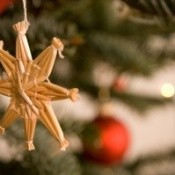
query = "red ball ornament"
(82, 115, 130, 165)
(0, 0, 13, 14)
(113, 75, 128, 92)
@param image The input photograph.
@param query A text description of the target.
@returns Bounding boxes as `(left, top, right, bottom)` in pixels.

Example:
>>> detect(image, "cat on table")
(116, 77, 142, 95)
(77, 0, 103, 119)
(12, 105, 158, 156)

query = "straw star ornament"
(0, 21, 79, 151)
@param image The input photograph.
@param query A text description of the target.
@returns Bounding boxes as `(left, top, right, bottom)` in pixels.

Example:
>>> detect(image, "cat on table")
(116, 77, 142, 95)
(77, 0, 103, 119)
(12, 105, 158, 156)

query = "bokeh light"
(161, 83, 175, 98)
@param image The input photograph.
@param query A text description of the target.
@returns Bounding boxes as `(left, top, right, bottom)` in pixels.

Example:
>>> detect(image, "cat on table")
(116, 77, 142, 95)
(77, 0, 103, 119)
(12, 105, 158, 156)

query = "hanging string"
(22, 0, 28, 23)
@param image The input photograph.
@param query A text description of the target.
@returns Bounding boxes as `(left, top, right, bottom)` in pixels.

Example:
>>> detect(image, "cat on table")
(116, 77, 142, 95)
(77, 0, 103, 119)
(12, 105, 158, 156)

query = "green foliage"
(122, 0, 175, 18)
(0, 0, 175, 174)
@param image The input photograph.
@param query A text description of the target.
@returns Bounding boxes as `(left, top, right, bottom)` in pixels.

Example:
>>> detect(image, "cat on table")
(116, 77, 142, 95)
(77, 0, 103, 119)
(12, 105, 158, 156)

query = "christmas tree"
(0, 0, 175, 174)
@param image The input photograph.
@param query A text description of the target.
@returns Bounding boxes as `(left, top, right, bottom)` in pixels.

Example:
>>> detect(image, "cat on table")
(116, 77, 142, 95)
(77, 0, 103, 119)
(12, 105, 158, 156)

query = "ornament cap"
(99, 102, 116, 117)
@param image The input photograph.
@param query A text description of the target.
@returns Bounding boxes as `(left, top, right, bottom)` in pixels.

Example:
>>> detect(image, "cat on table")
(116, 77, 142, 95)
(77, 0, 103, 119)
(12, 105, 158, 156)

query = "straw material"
(0, 21, 79, 151)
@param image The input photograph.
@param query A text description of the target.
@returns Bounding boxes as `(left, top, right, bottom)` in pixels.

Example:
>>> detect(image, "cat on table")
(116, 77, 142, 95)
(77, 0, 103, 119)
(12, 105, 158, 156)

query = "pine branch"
(74, 81, 171, 112)
(111, 90, 172, 112)
(122, 0, 175, 19)
(88, 32, 154, 75)
(126, 149, 175, 175)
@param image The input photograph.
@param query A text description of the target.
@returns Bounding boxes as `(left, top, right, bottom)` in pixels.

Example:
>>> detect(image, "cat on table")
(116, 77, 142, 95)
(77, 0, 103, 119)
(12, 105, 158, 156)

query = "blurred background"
(0, 0, 175, 174)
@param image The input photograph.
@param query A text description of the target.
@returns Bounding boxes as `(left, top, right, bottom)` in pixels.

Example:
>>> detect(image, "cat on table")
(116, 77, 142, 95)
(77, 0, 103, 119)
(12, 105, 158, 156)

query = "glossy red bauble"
(82, 116, 130, 165)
